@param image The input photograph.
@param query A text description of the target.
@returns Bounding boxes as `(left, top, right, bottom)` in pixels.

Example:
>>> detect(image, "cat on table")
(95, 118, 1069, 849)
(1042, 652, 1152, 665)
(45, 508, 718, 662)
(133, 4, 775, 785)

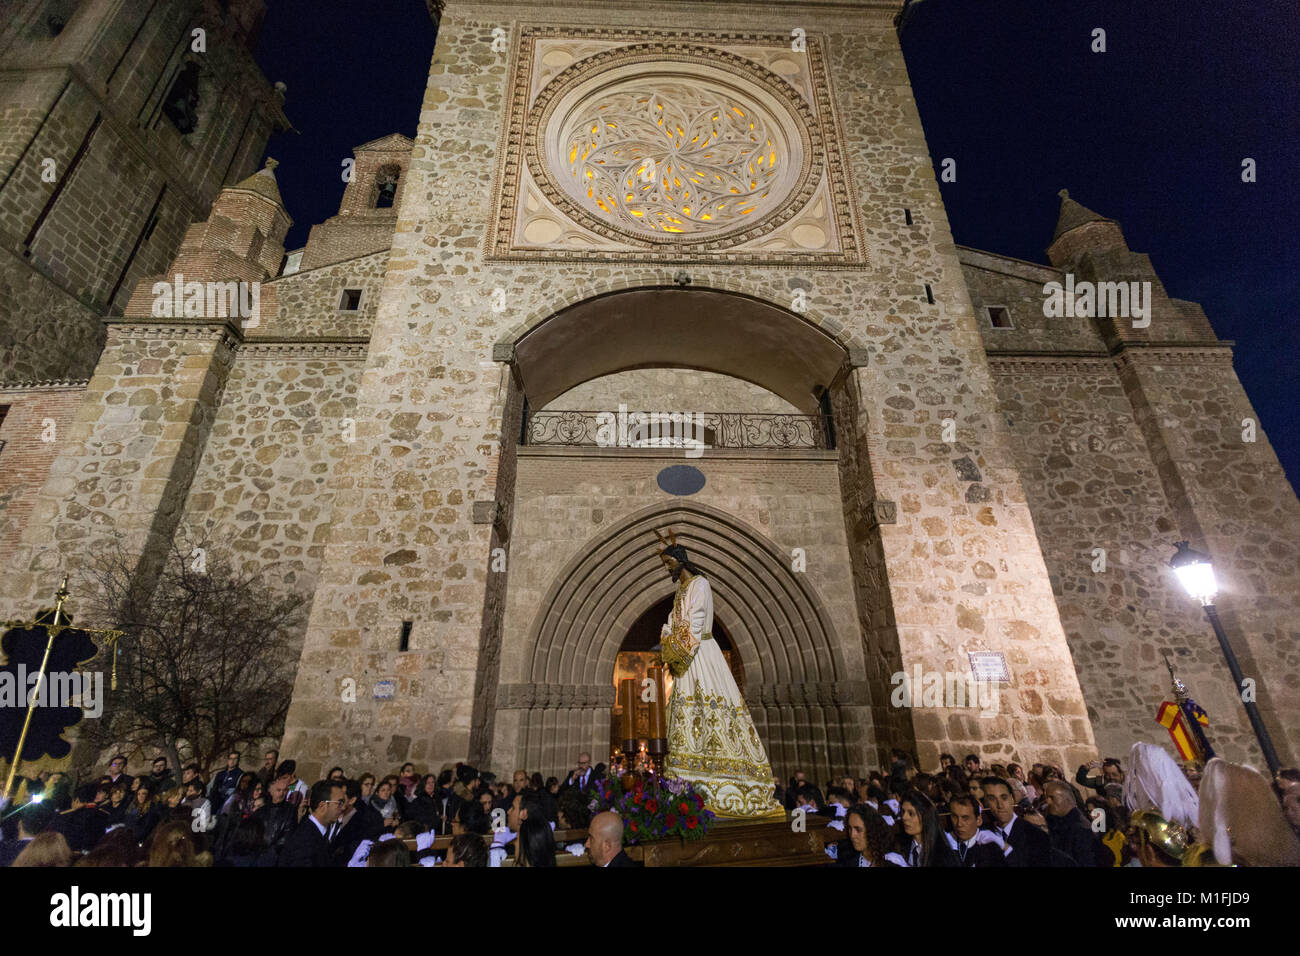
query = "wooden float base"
(623, 813, 833, 867)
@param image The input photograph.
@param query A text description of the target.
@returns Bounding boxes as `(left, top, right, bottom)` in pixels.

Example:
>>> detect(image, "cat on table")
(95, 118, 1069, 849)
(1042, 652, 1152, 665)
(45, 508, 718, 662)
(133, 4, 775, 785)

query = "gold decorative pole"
(1, 577, 124, 803)
(3, 576, 70, 801)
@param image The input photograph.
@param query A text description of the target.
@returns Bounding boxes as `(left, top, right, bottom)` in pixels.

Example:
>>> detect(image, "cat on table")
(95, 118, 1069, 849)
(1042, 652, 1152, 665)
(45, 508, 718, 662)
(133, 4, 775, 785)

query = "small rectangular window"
(987, 305, 1013, 328)
(904, 208, 913, 226)
(339, 288, 362, 310)
(924, 283, 934, 304)
(399, 620, 413, 652)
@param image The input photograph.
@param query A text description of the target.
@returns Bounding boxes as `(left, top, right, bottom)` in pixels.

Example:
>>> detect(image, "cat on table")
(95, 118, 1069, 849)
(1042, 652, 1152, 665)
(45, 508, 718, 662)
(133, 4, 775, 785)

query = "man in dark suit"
(564, 752, 597, 792)
(981, 777, 1050, 866)
(329, 778, 384, 866)
(948, 793, 1007, 867)
(586, 810, 642, 867)
(105, 755, 133, 792)
(278, 780, 344, 867)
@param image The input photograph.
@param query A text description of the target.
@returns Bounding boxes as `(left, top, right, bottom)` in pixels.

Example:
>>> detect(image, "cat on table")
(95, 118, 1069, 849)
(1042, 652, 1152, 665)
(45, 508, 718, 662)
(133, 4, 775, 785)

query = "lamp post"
(1169, 541, 1280, 776)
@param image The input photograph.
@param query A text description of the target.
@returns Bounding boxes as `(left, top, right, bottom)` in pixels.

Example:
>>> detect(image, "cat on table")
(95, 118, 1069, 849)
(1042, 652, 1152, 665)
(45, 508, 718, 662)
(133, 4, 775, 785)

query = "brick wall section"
(1116, 352, 1300, 764)
(0, 0, 283, 383)
(0, 382, 85, 558)
(0, 322, 240, 634)
(967, 225, 1300, 765)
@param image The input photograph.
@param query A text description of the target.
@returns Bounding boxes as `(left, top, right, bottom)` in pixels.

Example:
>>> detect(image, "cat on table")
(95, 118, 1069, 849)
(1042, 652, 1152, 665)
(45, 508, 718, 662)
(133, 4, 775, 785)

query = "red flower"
(694, 794, 704, 808)
(666, 813, 677, 827)
(679, 801, 689, 813)
(629, 821, 638, 832)
(645, 799, 658, 813)
(633, 792, 642, 804)
(686, 815, 698, 829)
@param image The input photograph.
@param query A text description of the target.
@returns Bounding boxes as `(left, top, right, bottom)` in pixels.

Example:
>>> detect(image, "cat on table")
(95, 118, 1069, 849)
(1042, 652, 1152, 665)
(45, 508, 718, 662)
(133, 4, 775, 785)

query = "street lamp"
(1169, 541, 1280, 775)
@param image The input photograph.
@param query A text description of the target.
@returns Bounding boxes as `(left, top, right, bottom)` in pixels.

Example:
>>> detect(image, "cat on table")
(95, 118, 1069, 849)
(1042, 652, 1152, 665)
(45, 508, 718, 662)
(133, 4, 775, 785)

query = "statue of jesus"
(655, 529, 786, 820)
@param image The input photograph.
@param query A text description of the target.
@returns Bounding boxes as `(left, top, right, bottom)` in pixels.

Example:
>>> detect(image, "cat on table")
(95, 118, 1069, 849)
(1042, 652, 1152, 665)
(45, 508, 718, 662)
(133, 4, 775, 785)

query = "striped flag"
(1156, 701, 1201, 762)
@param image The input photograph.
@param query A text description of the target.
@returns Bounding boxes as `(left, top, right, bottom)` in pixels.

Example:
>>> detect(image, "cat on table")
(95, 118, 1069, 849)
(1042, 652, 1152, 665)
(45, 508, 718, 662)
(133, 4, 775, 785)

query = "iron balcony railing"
(523, 409, 835, 450)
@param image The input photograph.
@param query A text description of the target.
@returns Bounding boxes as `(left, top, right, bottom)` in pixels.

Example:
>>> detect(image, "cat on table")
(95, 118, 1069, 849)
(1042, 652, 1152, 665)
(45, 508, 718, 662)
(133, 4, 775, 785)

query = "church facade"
(1, 0, 1297, 785)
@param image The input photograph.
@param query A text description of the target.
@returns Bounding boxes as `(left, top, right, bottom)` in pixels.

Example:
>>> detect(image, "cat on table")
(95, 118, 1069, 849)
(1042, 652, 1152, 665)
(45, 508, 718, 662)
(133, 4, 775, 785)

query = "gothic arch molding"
(495, 501, 870, 780)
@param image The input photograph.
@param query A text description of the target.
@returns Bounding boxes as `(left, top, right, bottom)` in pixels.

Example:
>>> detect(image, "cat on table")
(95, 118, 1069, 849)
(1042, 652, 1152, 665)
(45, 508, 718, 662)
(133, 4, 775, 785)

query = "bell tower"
(0, 0, 288, 384)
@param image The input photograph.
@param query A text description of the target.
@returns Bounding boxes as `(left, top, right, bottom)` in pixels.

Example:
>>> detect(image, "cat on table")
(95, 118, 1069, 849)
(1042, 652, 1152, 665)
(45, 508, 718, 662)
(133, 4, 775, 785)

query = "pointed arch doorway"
(610, 595, 744, 767)
(490, 502, 870, 785)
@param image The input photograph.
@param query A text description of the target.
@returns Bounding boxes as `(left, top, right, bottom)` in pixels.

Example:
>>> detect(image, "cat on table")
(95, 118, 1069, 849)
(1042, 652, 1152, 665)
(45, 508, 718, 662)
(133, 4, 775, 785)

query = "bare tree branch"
(76, 534, 306, 773)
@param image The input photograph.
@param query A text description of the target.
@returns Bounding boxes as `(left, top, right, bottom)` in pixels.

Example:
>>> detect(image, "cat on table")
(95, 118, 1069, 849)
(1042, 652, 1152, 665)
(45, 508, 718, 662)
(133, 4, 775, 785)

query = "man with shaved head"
(586, 811, 639, 867)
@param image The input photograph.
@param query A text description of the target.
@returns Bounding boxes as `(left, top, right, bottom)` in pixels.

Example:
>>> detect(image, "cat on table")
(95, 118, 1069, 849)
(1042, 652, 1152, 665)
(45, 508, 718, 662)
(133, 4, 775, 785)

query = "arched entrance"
(610, 596, 743, 767)
(470, 284, 879, 784)
(492, 502, 867, 784)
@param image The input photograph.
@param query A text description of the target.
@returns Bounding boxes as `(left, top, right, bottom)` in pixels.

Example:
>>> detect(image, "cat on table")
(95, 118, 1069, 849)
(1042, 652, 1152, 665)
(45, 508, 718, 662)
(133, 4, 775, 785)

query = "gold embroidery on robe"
(661, 574, 785, 821)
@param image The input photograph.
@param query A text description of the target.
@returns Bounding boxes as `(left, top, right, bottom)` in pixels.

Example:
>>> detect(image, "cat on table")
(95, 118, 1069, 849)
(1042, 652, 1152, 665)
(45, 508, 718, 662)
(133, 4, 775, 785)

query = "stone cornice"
(237, 337, 370, 359)
(1111, 344, 1235, 368)
(987, 342, 1236, 373)
(104, 317, 243, 345)
(0, 378, 90, 392)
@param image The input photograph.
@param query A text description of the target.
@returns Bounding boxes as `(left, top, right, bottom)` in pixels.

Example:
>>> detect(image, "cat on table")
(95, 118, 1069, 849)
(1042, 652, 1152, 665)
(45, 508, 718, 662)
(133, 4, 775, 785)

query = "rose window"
(536, 60, 808, 245)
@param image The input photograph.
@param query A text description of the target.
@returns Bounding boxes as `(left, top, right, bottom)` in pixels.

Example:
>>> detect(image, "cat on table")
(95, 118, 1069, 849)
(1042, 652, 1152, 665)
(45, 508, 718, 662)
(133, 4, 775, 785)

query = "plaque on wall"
(967, 651, 1010, 683)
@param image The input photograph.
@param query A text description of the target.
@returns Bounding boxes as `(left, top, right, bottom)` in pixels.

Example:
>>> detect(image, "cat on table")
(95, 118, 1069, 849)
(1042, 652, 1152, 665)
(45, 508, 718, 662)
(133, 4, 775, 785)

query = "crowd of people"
(2, 742, 1297, 868)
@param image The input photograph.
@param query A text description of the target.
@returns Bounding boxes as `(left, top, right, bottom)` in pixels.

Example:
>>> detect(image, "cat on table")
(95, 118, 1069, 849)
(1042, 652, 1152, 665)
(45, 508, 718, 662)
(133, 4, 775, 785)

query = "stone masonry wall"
(1117, 352, 1300, 765)
(988, 357, 1263, 762)
(254, 251, 390, 338)
(279, 0, 1098, 781)
(175, 346, 365, 656)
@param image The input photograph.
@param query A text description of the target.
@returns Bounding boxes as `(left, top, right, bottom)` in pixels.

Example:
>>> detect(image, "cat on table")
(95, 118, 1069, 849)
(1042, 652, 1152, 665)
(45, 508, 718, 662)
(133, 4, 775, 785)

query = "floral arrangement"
(588, 773, 715, 845)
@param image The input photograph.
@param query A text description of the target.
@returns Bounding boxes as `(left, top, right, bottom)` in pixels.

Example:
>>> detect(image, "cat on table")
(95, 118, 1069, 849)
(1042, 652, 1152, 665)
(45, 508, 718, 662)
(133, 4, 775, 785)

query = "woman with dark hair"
(833, 803, 904, 867)
(127, 782, 164, 844)
(530, 772, 545, 792)
(898, 789, 959, 867)
(545, 776, 560, 796)
(398, 763, 419, 800)
(369, 779, 402, 829)
(103, 783, 130, 825)
(405, 773, 443, 830)
(515, 816, 556, 867)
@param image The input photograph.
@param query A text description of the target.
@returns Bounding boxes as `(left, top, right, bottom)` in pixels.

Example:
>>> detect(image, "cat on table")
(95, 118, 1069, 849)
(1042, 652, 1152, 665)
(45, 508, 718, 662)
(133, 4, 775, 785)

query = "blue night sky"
(254, 0, 1299, 487)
